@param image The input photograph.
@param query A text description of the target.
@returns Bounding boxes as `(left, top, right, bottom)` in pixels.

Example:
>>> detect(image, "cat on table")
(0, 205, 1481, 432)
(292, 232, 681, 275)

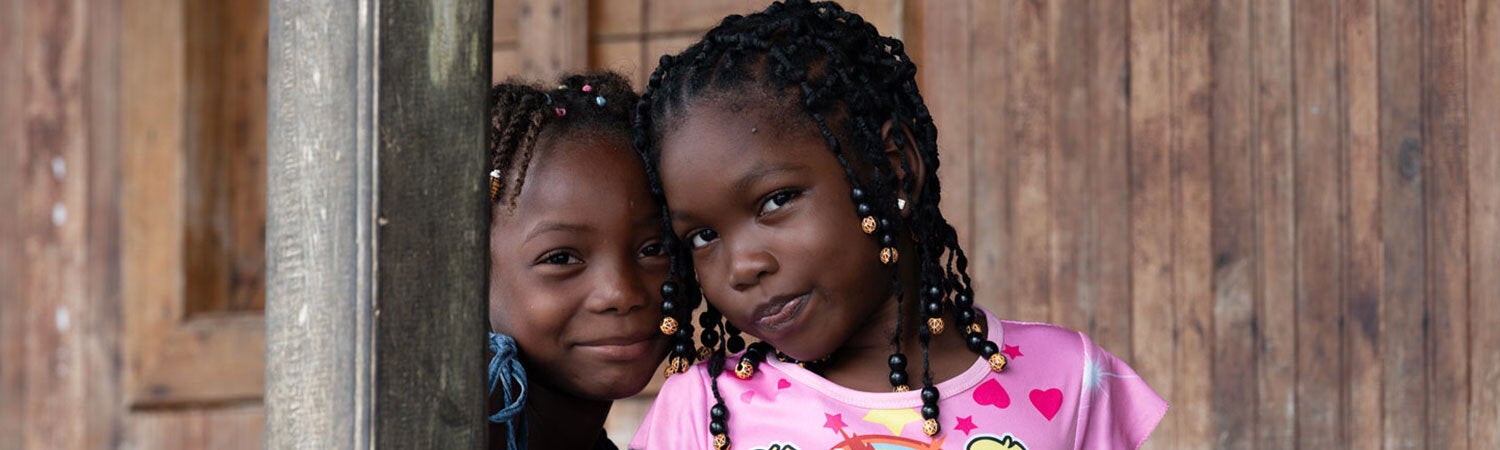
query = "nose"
(728, 237, 778, 291)
(586, 259, 650, 315)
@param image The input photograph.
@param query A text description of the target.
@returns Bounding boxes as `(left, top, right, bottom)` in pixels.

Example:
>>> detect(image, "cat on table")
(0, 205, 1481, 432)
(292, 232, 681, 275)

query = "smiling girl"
(628, 2, 1167, 449)
(484, 72, 669, 450)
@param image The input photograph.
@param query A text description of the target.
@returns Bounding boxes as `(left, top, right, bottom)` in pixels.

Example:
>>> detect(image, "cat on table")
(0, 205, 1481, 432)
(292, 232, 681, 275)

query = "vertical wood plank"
(1467, 0, 1500, 447)
(1208, 0, 1256, 447)
(1253, 0, 1299, 446)
(1004, 0, 1054, 323)
(0, 0, 27, 446)
(517, 0, 587, 80)
(83, 0, 125, 448)
(1171, 0, 1215, 446)
(1379, 0, 1431, 446)
(129, 405, 265, 450)
(907, 0, 975, 259)
(1292, 0, 1346, 447)
(1343, 0, 1385, 447)
(1090, 0, 1132, 359)
(1425, 0, 1470, 447)
(968, 0, 1012, 318)
(1127, 0, 1176, 445)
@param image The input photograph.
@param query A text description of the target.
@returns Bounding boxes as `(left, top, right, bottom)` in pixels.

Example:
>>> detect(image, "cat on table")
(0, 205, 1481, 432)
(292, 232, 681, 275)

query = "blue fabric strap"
(488, 332, 528, 450)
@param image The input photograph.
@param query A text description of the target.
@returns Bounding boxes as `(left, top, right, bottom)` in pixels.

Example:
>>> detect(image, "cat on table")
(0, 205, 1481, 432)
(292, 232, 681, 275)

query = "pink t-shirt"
(630, 310, 1167, 450)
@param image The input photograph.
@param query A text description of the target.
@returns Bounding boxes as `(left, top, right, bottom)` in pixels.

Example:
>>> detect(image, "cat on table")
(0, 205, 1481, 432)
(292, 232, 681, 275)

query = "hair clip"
(488, 169, 502, 199)
(544, 93, 553, 105)
(557, 84, 568, 90)
(581, 84, 593, 92)
(595, 96, 606, 106)
(554, 107, 567, 117)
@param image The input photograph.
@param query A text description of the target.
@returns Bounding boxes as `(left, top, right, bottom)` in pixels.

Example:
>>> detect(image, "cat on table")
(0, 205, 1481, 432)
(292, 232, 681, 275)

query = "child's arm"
(1073, 332, 1169, 450)
(629, 365, 714, 450)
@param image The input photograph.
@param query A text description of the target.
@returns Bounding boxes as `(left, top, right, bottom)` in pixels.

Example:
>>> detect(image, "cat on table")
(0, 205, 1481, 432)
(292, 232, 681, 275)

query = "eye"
(759, 189, 801, 216)
(687, 228, 719, 249)
(538, 251, 583, 265)
(638, 241, 666, 258)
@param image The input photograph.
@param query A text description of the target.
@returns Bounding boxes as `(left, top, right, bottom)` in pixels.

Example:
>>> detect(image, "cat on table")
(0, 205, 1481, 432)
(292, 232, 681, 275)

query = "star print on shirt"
(954, 415, 978, 435)
(1001, 344, 1023, 360)
(823, 413, 847, 433)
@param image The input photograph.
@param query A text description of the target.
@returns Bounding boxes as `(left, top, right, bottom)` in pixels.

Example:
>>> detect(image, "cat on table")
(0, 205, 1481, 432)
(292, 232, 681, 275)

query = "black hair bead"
(926, 286, 941, 299)
(957, 308, 975, 325)
(889, 370, 908, 386)
(699, 313, 718, 328)
(676, 327, 693, 340)
(925, 301, 942, 315)
(955, 293, 973, 308)
(709, 420, 726, 435)
(675, 342, 691, 354)
(980, 341, 999, 357)
(661, 281, 678, 298)
(879, 218, 893, 229)
(726, 335, 746, 353)
(857, 203, 872, 216)
(851, 188, 866, 200)
(700, 329, 720, 347)
(888, 353, 907, 370)
(967, 334, 985, 352)
(662, 300, 677, 314)
(921, 386, 939, 403)
(881, 234, 896, 246)
(710, 404, 728, 420)
(920, 403, 939, 419)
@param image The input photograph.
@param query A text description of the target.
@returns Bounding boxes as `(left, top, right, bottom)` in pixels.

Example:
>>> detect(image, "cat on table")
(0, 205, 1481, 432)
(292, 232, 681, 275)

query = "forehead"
(500, 135, 653, 226)
(658, 101, 825, 174)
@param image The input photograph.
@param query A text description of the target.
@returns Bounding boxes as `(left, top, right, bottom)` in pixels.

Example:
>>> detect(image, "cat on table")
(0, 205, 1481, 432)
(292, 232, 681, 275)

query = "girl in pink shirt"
(629, 1, 1167, 449)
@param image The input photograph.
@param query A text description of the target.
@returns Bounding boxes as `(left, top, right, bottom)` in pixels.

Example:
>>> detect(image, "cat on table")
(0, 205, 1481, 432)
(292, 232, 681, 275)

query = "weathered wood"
(267, 0, 492, 447)
(1343, 0, 1384, 448)
(1003, 0, 1053, 324)
(1254, 0, 1298, 446)
(1379, 0, 1430, 447)
(968, 0, 1010, 319)
(1125, 0, 1174, 445)
(131, 405, 265, 450)
(1292, 0, 1345, 447)
(1468, 1, 1500, 447)
(1209, 1, 1256, 447)
(373, 0, 491, 447)
(907, 0, 974, 255)
(182, 0, 269, 315)
(0, 1, 26, 447)
(518, 0, 588, 80)
(1426, 0, 1472, 448)
(1172, 0, 1215, 446)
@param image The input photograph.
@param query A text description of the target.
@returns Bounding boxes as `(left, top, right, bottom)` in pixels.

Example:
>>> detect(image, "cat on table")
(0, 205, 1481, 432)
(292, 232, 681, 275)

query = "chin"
(578, 367, 655, 400)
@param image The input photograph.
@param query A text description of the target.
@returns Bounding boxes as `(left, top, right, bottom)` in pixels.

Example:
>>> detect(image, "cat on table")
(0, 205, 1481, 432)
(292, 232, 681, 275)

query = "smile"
(576, 333, 657, 361)
(755, 292, 810, 333)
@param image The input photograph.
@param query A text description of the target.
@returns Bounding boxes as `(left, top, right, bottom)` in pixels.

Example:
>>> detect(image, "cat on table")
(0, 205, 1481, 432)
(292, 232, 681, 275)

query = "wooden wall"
(1, 0, 1495, 449)
(491, 1, 1500, 449)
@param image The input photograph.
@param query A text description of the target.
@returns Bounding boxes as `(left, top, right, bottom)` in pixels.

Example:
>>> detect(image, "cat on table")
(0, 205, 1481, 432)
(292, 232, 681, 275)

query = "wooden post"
(265, 0, 491, 448)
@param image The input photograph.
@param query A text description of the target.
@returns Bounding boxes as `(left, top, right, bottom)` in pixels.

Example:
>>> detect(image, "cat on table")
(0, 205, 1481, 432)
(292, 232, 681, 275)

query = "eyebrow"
(525, 221, 591, 241)
(670, 161, 807, 222)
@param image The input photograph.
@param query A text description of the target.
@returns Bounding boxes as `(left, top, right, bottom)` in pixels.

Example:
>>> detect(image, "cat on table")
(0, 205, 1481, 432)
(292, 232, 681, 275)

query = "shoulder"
(995, 319, 1093, 363)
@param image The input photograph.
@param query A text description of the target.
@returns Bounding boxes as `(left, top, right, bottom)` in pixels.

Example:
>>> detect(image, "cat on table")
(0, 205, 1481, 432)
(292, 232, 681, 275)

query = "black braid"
(488, 71, 640, 211)
(634, 1, 1000, 445)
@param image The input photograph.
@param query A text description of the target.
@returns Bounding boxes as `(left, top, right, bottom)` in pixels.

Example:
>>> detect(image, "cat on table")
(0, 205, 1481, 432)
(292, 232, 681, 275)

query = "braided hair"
(488, 71, 640, 211)
(634, 1, 1003, 447)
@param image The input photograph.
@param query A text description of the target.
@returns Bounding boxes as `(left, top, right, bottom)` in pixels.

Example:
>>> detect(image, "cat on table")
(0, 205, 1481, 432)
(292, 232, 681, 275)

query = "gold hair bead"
(664, 356, 689, 377)
(712, 433, 730, 450)
(968, 323, 983, 335)
(697, 346, 713, 361)
(989, 353, 1008, 373)
(734, 358, 755, 380)
(659, 316, 679, 336)
(928, 317, 945, 335)
(894, 384, 910, 392)
(861, 216, 878, 234)
(879, 247, 899, 265)
(922, 418, 940, 436)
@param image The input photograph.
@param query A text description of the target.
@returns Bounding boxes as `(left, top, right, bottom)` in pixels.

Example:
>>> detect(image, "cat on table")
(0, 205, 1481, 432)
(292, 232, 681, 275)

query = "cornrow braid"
(488, 71, 640, 211)
(635, 1, 1003, 447)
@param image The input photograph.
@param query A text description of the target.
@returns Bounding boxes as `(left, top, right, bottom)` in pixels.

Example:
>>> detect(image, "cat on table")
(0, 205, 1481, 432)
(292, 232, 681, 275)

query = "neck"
(817, 241, 976, 392)
(524, 379, 613, 449)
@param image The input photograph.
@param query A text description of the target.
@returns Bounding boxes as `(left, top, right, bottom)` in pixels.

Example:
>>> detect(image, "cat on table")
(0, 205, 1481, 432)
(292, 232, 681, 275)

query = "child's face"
(488, 134, 671, 400)
(658, 103, 892, 361)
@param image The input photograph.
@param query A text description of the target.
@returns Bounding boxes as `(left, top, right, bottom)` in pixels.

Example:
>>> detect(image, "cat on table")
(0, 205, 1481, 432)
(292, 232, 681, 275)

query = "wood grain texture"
(1343, 0, 1384, 448)
(1467, 1, 1500, 448)
(1254, 0, 1298, 447)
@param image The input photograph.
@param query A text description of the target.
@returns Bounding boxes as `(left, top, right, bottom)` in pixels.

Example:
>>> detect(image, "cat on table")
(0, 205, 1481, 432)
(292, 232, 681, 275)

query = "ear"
(880, 120, 925, 218)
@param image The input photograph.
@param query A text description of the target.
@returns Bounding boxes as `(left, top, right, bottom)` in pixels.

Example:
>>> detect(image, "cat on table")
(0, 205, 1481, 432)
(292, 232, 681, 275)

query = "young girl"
(484, 72, 670, 450)
(630, 2, 1167, 449)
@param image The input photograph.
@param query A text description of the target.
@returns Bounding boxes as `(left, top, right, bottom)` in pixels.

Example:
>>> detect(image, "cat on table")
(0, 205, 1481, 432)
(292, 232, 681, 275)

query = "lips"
(754, 292, 810, 333)
(576, 330, 658, 361)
